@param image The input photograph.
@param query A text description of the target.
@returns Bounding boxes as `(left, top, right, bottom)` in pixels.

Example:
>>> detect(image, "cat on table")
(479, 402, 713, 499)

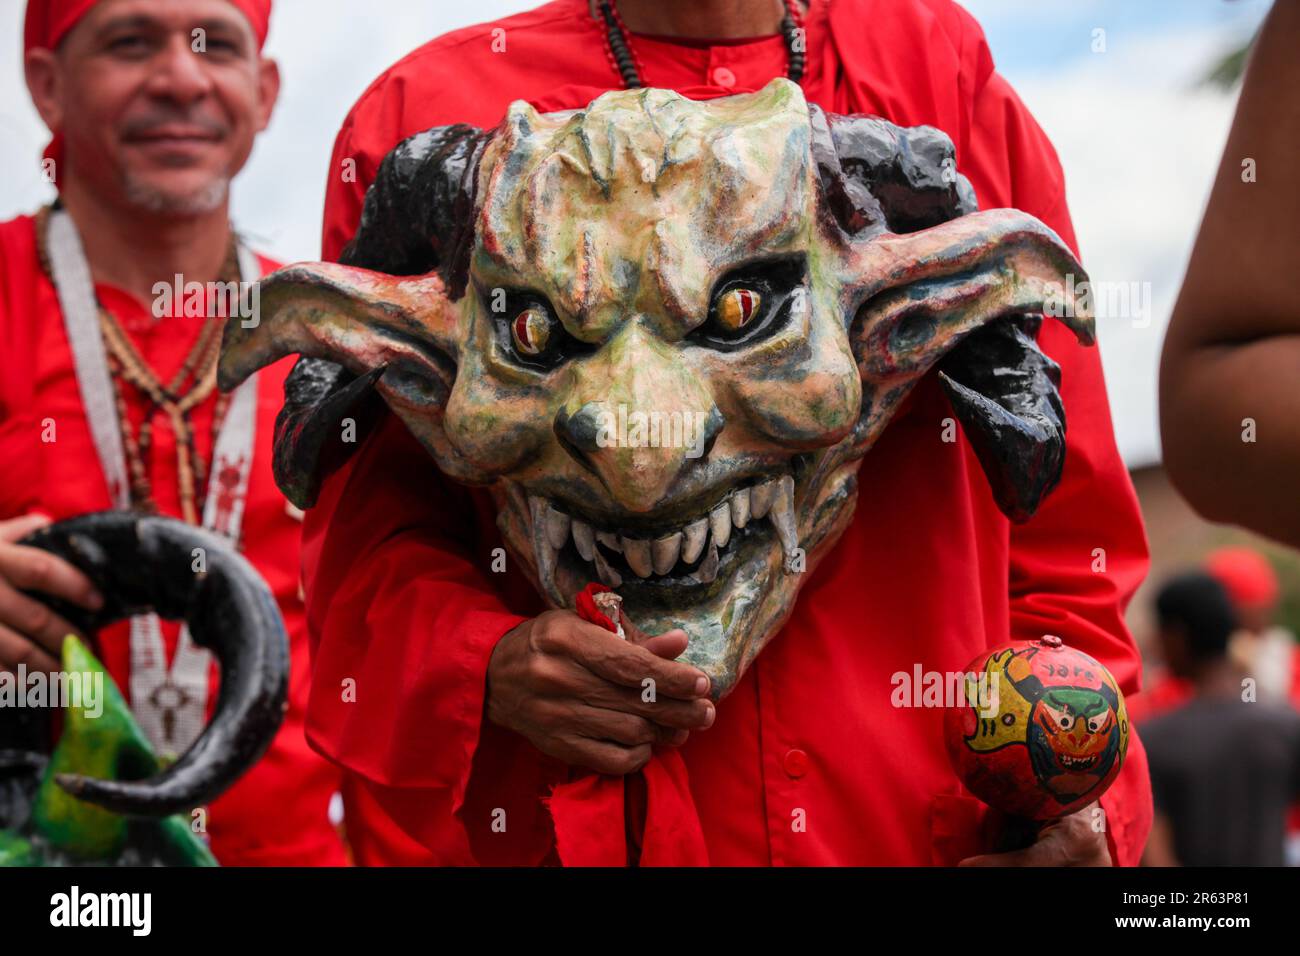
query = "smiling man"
(0, 0, 352, 864)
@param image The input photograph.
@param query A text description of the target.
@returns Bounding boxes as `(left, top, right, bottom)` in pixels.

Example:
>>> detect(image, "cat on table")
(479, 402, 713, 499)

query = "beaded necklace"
(595, 0, 807, 89)
(35, 205, 237, 525)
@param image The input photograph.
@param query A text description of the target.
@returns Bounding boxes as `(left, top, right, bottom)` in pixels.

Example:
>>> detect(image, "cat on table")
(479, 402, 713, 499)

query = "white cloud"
(1007, 27, 1244, 466)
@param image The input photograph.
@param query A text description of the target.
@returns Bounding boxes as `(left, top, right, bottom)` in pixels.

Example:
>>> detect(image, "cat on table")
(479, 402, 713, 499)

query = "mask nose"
(553, 324, 724, 511)
(555, 402, 724, 467)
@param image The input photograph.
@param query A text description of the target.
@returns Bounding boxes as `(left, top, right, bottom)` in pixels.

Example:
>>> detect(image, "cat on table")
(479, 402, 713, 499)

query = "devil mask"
(219, 79, 1094, 699)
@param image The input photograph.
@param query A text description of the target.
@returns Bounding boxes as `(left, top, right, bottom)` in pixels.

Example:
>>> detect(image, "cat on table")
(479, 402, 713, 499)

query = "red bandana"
(24, 0, 271, 52)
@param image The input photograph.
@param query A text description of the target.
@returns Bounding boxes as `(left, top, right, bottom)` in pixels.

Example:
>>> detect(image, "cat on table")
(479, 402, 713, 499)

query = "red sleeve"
(300, 412, 542, 863)
(954, 12, 1153, 866)
(321, 108, 375, 262)
(317, 56, 440, 261)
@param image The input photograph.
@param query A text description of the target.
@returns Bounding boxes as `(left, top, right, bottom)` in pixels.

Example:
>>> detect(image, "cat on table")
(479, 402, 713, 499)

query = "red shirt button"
(711, 66, 736, 89)
(783, 748, 809, 778)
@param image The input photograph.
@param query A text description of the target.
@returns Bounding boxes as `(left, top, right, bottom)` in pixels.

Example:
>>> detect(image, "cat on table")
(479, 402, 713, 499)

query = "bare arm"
(1160, 0, 1300, 545)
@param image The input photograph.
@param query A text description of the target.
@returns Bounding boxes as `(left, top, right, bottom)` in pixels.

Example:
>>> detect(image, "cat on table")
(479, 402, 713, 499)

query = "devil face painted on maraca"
(1033, 688, 1118, 781)
(220, 79, 1094, 699)
(945, 636, 1129, 819)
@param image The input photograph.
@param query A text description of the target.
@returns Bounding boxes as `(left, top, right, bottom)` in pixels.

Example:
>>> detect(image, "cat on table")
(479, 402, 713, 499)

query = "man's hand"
(486, 608, 715, 775)
(0, 514, 102, 675)
(959, 802, 1112, 867)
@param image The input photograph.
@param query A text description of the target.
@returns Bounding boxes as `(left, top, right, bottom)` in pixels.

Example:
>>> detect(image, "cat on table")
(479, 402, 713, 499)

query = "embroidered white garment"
(47, 208, 261, 760)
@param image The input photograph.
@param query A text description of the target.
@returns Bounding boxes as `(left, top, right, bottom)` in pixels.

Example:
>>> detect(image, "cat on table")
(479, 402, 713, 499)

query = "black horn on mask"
(810, 105, 1083, 522)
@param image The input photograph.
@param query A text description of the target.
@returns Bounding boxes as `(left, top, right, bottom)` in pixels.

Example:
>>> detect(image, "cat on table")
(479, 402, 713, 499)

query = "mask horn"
(938, 318, 1068, 522)
(813, 105, 1095, 522)
(18, 512, 288, 817)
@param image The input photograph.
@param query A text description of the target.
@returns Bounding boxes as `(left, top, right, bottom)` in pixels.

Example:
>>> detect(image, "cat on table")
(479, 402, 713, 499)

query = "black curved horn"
(809, 105, 977, 238)
(19, 512, 288, 817)
(340, 122, 491, 292)
(811, 105, 1072, 522)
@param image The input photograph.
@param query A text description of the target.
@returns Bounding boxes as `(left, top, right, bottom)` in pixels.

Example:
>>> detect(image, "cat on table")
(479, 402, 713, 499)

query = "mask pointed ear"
(218, 263, 460, 508)
(850, 208, 1095, 521)
(219, 263, 458, 391)
(853, 209, 1094, 374)
(219, 122, 489, 508)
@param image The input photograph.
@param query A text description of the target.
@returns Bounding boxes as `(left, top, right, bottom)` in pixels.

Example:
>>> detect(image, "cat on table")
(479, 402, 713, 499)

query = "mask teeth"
(730, 487, 751, 529)
(621, 536, 653, 578)
(681, 517, 709, 564)
(545, 507, 571, 550)
(688, 541, 720, 585)
(593, 547, 622, 588)
(528, 495, 563, 599)
(572, 520, 596, 562)
(534, 472, 799, 587)
(708, 501, 731, 549)
(652, 532, 683, 576)
(768, 475, 800, 572)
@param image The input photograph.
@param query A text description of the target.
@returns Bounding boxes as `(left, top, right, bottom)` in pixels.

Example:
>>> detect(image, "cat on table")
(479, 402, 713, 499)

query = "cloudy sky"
(0, 0, 1274, 466)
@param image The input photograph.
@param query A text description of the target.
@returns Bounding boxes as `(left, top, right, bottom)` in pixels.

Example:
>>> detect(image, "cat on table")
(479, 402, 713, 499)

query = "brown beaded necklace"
(593, 0, 807, 89)
(35, 205, 239, 525)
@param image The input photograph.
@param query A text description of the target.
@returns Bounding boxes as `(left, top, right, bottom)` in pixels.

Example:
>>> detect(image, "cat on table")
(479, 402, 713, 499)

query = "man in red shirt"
(0, 0, 353, 864)
(301, 0, 1153, 865)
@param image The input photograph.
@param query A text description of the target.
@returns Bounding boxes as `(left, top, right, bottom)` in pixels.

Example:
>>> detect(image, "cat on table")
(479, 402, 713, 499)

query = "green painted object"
(1, 636, 217, 866)
(0, 831, 38, 866)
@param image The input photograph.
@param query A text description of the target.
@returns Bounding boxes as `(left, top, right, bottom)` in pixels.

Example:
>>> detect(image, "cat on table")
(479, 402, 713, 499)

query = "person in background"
(1205, 546, 1300, 709)
(1142, 572, 1300, 866)
(0, 0, 393, 864)
(1132, 546, 1300, 724)
(1205, 545, 1300, 863)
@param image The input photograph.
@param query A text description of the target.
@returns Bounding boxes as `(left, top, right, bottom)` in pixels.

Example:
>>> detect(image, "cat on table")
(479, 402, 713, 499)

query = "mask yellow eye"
(717, 288, 762, 332)
(511, 307, 552, 356)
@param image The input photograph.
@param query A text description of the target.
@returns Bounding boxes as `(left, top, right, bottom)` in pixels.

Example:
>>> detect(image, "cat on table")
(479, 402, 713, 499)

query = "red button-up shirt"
(303, 0, 1153, 865)
(0, 214, 351, 865)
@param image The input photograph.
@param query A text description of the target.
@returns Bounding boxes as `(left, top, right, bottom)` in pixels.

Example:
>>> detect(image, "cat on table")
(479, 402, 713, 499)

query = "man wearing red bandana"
(303, 0, 1155, 866)
(0, 0, 372, 865)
